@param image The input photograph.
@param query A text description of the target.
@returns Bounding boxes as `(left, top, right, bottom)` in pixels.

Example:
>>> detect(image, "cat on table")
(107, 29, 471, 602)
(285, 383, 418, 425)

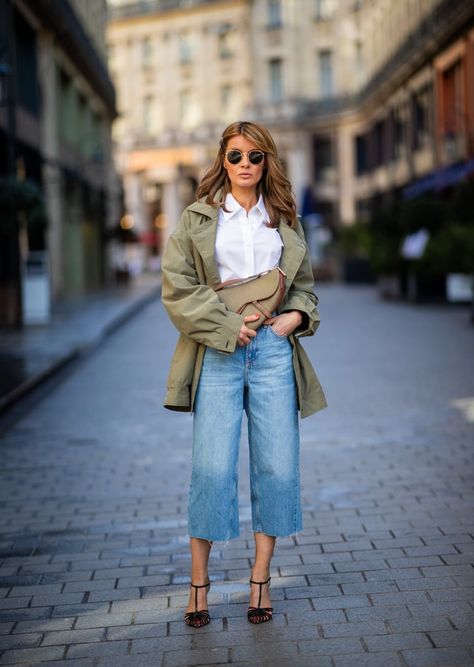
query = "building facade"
(249, 0, 474, 226)
(248, 0, 365, 225)
(341, 0, 474, 222)
(0, 0, 120, 325)
(107, 0, 474, 245)
(107, 0, 251, 255)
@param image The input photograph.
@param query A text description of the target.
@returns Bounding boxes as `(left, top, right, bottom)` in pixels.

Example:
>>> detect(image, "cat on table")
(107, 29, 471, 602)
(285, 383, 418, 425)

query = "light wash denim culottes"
(188, 324, 302, 542)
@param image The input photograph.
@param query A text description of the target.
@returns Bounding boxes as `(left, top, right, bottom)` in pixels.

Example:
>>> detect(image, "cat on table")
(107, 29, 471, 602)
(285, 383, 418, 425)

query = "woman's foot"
(248, 571, 273, 624)
(184, 581, 210, 628)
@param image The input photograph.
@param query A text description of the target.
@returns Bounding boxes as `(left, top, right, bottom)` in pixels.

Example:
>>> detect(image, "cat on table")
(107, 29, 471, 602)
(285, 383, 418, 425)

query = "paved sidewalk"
(0, 274, 161, 412)
(0, 284, 473, 666)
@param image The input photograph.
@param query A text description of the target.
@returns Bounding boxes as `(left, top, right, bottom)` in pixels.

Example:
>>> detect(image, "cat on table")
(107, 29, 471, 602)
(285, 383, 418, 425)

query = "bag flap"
(216, 268, 281, 311)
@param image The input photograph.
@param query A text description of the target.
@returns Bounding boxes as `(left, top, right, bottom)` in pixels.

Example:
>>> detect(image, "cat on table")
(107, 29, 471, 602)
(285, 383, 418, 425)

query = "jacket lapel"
(278, 219, 307, 293)
(187, 201, 221, 287)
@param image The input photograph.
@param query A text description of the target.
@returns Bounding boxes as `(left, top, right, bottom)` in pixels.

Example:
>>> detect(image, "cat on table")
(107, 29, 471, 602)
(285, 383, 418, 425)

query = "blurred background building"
(107, 0, 252, 269)
(0, 0, 120, 326)
(1, 0, 472, 328)
(107, 0, 474, 289)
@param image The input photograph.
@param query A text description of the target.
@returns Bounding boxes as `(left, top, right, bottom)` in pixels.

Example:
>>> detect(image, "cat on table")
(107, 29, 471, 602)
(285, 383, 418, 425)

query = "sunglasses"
(225, 149, 265, 165)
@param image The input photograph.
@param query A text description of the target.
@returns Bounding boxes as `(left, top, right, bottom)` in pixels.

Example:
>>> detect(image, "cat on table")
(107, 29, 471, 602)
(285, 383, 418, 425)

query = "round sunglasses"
(225, 149, 265, 165)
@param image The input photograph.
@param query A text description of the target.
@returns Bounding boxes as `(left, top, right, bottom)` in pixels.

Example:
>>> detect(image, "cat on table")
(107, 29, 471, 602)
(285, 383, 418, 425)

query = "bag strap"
(214, 266, 285, 292)
(237, 300, 273, 319)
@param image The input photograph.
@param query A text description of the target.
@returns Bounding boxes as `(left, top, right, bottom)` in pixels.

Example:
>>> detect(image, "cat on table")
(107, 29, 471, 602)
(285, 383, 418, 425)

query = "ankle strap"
(190, 581, 210, 589)
(250, 576, 271, 585)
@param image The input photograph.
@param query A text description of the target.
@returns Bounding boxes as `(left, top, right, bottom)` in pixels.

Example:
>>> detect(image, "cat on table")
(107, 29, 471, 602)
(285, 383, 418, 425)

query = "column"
(38, 30, 62, 300)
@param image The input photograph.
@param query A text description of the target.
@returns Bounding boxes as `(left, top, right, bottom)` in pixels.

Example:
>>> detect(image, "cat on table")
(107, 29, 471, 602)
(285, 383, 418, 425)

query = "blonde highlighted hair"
(196, 121, 297, 228)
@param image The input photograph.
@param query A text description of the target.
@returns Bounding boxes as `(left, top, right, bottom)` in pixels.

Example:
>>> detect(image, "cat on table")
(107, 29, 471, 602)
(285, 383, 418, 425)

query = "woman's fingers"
(238, 319, 258, 346)
(243, 313, 260, 324)
(239, 330, 254, 343)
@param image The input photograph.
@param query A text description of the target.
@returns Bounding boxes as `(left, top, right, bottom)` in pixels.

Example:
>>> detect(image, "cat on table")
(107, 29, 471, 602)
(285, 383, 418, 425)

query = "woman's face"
(223, 134, 265, 193)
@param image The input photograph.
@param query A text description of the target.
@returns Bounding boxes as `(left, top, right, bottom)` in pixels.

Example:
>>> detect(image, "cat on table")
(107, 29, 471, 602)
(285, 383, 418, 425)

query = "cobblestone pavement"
(0, 284, 473, 667)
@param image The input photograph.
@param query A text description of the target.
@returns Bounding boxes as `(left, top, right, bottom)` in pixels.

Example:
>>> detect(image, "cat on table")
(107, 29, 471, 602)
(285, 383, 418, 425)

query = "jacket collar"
(187, 198, 219, 218)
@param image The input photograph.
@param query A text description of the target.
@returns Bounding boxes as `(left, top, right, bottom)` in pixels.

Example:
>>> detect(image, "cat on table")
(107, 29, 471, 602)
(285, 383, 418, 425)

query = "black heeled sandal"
(247, 576, 273, 624)
(184, 581, 211, 628)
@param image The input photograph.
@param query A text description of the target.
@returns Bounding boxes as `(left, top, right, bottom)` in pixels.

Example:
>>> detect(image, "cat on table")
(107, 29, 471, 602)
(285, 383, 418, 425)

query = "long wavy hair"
(196, 121, 297, 228)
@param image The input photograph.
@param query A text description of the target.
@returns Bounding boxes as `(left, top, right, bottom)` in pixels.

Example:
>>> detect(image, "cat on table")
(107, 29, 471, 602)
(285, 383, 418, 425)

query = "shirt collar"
(222, 192, 268, 222)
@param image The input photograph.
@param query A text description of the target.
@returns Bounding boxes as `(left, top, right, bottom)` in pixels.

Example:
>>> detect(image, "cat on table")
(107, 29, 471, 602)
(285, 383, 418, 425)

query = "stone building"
(0, 0, 120, 325)
(107, 0, 474, 245)
(249, 0, 474, 226)
(107, 0, 251, 255)
(248, 0, 364, 225)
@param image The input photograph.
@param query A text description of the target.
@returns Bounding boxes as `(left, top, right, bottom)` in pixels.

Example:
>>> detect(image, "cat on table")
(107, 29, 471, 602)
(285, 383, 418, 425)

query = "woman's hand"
(237, 314, 260, 346)
(264, 310, 303, 337)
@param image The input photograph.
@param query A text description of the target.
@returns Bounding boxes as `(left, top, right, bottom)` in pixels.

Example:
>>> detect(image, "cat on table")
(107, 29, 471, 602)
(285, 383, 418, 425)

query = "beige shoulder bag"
(214, 267, 286, 331)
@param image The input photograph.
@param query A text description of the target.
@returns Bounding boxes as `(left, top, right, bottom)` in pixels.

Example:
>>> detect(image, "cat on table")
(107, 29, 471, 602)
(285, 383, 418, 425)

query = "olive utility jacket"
(161, 198, 327, 419)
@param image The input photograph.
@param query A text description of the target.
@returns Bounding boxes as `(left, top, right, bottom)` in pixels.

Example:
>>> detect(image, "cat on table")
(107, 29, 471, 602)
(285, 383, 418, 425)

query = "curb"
(0, 283, 161, 413)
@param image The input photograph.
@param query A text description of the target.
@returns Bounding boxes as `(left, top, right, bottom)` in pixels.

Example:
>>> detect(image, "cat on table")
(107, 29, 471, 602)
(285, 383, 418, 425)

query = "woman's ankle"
(250, 569, 270, 582)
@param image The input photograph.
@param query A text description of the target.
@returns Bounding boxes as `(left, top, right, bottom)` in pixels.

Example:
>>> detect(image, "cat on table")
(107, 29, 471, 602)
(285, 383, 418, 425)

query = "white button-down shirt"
(215, 193, 283, 282)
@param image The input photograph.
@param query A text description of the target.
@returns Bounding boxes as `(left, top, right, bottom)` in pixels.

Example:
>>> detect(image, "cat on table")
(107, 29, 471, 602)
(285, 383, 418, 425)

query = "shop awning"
(403, 158, 474, 199)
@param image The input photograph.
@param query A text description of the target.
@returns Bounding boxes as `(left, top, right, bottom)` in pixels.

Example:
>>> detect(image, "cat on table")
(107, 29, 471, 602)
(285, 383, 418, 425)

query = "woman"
(162, 121, 326, 628)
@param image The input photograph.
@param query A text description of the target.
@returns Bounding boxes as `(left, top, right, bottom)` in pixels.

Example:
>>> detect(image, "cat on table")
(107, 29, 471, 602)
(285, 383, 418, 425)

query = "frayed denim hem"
(188, 532, 239, 544)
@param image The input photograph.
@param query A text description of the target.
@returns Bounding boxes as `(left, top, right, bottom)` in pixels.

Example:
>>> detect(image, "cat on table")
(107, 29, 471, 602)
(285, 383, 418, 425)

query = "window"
(220, 84, 232, 112)
(77, 94, 89, 155)
(373, 120, 385, 168)
(90, 111, 103, 160)
(180, 89, 199, 127)
(441, 61, 464, 160)
(14, 8, 39, 115)
(269, 59, 283, 103)
(143, 96, 153, 134)
(355, 135, 368, 175)
(315, 0, 336, 20)
(392, 106, 406, 160)
(313, 136, 333, 180)
(218, 31, 233, 59)
(267, 0, 282, 28)
(58, 67, 75, 145)
(318, 50, 333, 98)
(411, 85, 431, 151)
(141, 37, 153, 69)
(179, 32, 193, 64)
(180, 89, 190, 123)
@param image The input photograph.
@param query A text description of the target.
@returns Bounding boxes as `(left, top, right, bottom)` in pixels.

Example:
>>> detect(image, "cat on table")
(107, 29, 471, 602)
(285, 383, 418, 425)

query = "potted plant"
(367, 204, 404, 299)
(336, 221, 375, 283)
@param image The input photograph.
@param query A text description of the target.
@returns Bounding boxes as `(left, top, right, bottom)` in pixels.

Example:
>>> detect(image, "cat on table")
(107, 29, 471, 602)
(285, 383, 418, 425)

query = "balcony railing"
(107, 0, 223, 21)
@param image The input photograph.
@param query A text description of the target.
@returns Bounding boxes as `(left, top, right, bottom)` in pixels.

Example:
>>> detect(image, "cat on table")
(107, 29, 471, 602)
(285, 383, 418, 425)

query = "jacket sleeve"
(161, 209, 244, 353)
(281, 219, 321, 338)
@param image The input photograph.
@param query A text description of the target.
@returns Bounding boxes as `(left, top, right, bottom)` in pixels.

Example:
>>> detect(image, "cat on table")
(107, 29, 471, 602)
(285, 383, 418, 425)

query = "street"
(0, 284, 473, 667)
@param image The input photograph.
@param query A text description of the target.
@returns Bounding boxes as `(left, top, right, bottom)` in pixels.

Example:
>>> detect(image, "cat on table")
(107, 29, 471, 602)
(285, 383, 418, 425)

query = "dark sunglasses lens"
(227, 150, 242, 164)
(249, 151, 264, 164)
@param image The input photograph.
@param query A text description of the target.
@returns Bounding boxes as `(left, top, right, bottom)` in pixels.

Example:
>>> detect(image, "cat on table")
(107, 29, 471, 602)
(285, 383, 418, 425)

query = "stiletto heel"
(247, 576, 273, 624)
(184, 581, 211, 628)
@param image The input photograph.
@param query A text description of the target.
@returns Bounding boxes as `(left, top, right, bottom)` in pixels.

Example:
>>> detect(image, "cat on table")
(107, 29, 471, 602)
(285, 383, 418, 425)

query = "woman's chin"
(234, 178, 258, 188)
